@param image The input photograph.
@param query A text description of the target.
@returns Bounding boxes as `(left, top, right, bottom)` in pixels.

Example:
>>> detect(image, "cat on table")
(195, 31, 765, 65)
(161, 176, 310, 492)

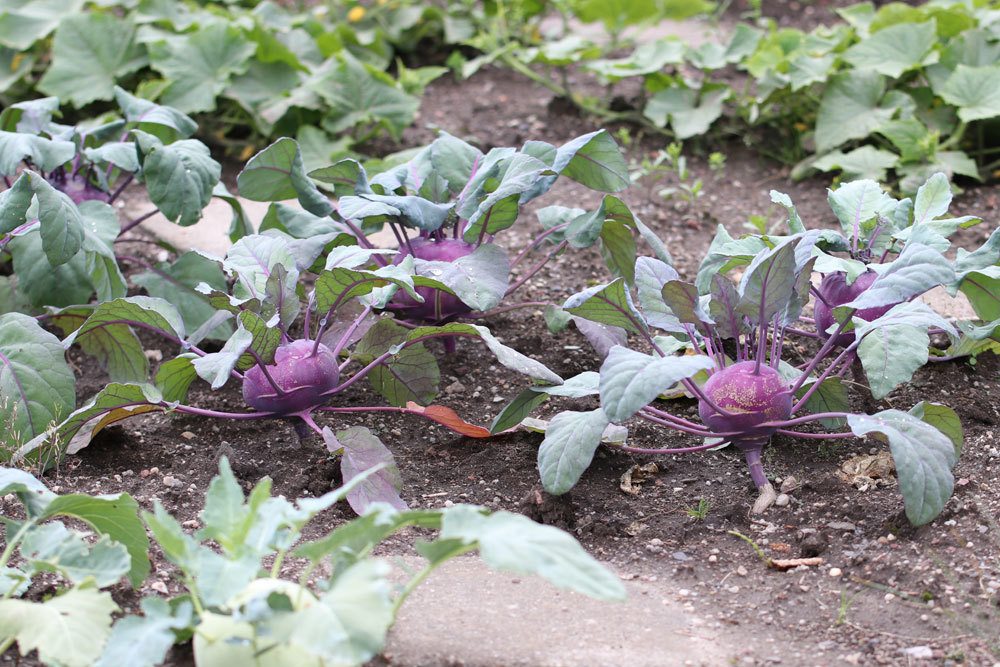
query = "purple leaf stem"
(510, 223, 571, 267)
(118, 209, 159, 236)
(776, 429, 854, 439)
(331, 305, 373, 358)
(787, 316, 853, 395)
(505, 240, 569, 297)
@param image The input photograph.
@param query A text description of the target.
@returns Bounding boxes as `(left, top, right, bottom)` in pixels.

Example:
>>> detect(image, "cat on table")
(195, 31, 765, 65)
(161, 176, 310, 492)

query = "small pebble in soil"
(828, 567, 842, 577)
(899, 646, 933, 660)
(827, 521, 856, 532)
(737, 565, 748, 576)
(775, 493, 790, 507)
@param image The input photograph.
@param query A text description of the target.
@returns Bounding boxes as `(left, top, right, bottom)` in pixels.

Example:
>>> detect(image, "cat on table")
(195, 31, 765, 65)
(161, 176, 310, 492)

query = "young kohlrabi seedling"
(7, 233, 563, 514)
(237, 131, 669, 339)
(0, 459, 625, 667)
(698, 173, 999, 395)
(521, 232, 963, 524)
(0, 90, 246, 313)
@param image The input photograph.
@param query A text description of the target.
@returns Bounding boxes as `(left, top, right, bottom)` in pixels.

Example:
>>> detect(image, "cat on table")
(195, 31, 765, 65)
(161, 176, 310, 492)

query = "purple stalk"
(167, 404, 275, 420)
(787, 315, 853, 396)
(743, 447, 768, 489)
(504, 239, 569, 297)
(611, 439, 732, 455)
(638, 409, 734, 438)
(762, 411, 852, 430)
(341, 218, 389, 267)
(118, 209, 159, 236)
(465, 301, 551, 319)
(108, 173, 134, 204)
(510, 223, 571, 267)
(331, 305, 372, 358)
(388, 220, 415, 255)
(790, 344, 856, 413)
(776, 428, 854, 439)
(247, 348, 286, 396)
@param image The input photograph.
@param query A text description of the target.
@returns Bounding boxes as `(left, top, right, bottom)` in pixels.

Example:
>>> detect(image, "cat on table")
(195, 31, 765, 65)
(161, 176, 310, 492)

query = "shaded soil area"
(4, 14, 1000, 667)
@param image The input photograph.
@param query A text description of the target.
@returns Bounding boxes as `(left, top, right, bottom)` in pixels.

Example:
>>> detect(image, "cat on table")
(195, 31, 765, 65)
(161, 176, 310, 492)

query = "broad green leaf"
(148, 22, 256, 113)
(96, 598, 193, 667)
(736, 239, 800, 324)
(847, 409, 957, 525)
(795, 377, 848, 428)
(815, 71, 895, 153)
(155, 354, 199, 403)
(78, 201, 127, 302)
(599, 346, 714, 422)
(223, 234, 299, 302)
(27, 172, 85, 265)
(769, 190, 805, 234)
(37, 13, 145, 106)
(0, 313, 75, 457)
(353, 319, 439, 407)
(339, 194, 452, 232)
(958, 268, 1000, 322)
(135, 131, 220, 226)
(811, 147, 899, 181)
(0, 583, 118, 667)
(937, 64, 1000, 122)
(326, 426, 406, 514)
(236, 138, 332, 217)
(198, 457, 264, 555)
(50, 304, 145, 384)
(20, 523, 131, 587)
(0, 0, 83, 50)
(643, 83, 729, 139)
(537, 408, 609, 495)
(41, 490, 151, 587)
(585, 39, 685, 80)
(314, 265, 419, 314)
(549, 129, 629, 193)
(912, 172, 952, 227)
(489, 388, 550, 434)
(600, 218, 637, 284)
(312, 52, 419, 140)
(843, 20, 937, 78)
(440, 504, 626, 600)
(413, 244, 509, 311)
(563, 278, 646, 334)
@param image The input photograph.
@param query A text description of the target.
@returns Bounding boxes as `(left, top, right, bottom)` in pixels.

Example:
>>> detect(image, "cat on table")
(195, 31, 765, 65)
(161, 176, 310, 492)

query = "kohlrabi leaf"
(192, 325, 253, 390)
(794, 377, 848, 428)
(843, 243, 955, 310)
(600, 217, 637, 284)
(77, 201, 127, 303)
(525, 130, 629, 198)
(65, 296, 186, 380)
(132, 252, 232, 342)
(439, 504, 626, 600)
(572, 317, 628, 359)
(634, 256, 682, 331)
(339, 193, 453, 232)
(770, 190, 806, 234)
(847, 409, 957, 525)
(113, 86, 197, 142)
(28, 172, 85, 265)
(314, 265, 420, 314)
(695, 224, 768, 293)
(911, 172, 952, 227)
(856, 324, 929, 399)
(223, 234, 299, 301)
(563, 278, 646, 335)
(37, 13, 145, 106)
(155, 354, 200, 403)
(353, 319, 439, 406)
(236, 138, 332, 216)
(309, 158, 373, 198)
(198, 457, 269, 556)
(0, 583, 117, 667)
(49, 304, 146, 384)
(7, 233, 92, 307)
(908, 402, 962, 457)
(0, 133, 75, 177)
(599, 346, 714, 423)
(134, 131, 220, 227)
(957, 267, 1000, 323)
(736, 238, 802, 324)
(461, 153, 553, 243)
(428, 131, 483, 194)
(708, 274, 742, 340)
(662, 280, 714, 332)
(413, 244, 510, 311)
(826, 178, 896, 242)
(325, 426, 406, 514)
(490, 389, 551, 435)
(0, 313, 75, 459)
(537, 408, 610, 495)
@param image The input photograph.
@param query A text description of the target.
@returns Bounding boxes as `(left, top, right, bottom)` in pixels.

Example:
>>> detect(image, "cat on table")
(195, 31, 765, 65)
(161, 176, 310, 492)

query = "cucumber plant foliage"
(0, 459, 625, 667)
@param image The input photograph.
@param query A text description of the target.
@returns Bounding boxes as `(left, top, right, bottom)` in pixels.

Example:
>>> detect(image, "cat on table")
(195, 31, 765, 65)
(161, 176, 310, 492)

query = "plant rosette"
(512, 231, 964, 525)
(5, 233, 564, 515)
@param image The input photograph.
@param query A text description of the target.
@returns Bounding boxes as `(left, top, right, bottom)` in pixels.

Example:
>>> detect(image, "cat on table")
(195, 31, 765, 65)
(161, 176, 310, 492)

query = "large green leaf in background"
(0, 0, 85, 50)
(135, 131, 221, 226)
(936, 64, 1000, 122)
(815, 71, 897, 153)
(37, 13, 146, 106)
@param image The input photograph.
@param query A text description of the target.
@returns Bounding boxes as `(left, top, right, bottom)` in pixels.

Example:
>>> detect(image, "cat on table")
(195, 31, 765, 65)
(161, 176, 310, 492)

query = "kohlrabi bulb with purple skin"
(390, 237, 475, 322)
(242, 340, 340, 415)
(813, 271, 893, 346)
(697, 362, 793, 439)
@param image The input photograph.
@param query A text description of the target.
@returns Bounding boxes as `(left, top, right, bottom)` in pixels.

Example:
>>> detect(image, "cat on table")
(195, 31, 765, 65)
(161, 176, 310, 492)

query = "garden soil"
(4, 8, 1000, 667)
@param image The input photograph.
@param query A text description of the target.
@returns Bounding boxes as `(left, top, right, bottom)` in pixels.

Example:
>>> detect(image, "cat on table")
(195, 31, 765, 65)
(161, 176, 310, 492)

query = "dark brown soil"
(4, 12, 1000, 667)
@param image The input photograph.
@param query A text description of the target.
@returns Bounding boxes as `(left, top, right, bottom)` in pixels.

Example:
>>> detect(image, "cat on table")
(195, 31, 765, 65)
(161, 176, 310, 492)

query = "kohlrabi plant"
(517, 232, 964, 524)
(6, 233, 563, 513)
(0, 90, 242, 313)
(238, 131, 669, 335)
(0, 459, 624, 667)
(698, 173, 999, 391)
